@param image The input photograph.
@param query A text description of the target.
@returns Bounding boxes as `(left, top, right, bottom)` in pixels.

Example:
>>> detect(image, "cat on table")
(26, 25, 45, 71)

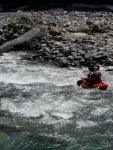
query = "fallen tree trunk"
(0, 25, 47, 53)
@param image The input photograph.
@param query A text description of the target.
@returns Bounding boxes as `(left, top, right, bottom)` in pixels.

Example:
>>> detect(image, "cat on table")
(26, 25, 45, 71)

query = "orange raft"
(78, 77, 108, 90)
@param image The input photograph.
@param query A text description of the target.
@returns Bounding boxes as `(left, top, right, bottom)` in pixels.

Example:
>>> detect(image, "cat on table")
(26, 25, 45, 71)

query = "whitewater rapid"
(0, 52, 113, 150)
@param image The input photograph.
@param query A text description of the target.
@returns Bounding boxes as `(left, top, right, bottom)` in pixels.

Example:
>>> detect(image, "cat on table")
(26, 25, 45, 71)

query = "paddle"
(83, 68, 113, 73)
(105, 68, 113, 71)
(77, 80, 83, 86)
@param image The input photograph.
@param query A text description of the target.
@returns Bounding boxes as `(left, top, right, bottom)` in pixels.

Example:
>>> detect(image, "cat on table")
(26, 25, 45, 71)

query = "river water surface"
(0, 52, 113, 150)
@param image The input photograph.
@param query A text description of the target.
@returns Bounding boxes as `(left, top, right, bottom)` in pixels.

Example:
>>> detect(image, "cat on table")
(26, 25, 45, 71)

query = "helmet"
(88, 64, 95, 72)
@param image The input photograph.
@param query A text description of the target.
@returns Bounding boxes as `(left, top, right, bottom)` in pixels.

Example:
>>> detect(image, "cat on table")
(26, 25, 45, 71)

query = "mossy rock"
(24, 21, 38, 27)
(7, 21, 17, 27)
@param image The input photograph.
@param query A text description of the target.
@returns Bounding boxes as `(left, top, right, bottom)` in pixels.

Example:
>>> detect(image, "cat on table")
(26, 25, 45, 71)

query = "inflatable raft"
(77, 77, 108, 90)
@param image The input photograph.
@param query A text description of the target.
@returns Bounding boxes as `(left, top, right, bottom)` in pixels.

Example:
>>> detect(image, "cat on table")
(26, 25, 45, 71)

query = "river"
(0, 52, 113, 150)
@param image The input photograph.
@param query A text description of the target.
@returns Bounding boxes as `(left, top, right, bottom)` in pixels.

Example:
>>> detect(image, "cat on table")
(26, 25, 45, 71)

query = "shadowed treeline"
(1, 0, 113, 5)
(0, 0, 113, 12)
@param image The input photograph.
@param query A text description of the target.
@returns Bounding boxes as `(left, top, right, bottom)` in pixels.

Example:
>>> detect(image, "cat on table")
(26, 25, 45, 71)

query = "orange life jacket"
(87, 72, 101, 86)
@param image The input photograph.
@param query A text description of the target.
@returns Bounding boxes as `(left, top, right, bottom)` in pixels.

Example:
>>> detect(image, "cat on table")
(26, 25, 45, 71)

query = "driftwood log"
(0, 25, 47, 53)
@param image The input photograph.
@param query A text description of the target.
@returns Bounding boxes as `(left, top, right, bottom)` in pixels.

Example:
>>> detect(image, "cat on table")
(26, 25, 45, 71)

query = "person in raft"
(77, 63, 101, 86)
(86, 63, 101, 86)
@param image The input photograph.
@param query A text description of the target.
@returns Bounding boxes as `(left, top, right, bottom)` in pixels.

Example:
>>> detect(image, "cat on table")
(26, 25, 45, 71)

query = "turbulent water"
(0, 52, 113, 150)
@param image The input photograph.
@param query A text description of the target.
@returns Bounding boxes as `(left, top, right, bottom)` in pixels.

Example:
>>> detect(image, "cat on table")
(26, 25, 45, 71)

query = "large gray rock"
(0, 25, 47, 53)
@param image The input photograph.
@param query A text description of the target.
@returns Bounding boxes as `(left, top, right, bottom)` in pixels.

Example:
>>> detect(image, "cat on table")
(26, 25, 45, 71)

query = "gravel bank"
(0, 9, 113, 67)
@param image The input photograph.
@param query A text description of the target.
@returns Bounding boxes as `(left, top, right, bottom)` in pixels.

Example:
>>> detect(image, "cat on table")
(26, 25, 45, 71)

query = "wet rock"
(92, 24, 109, 33)
(105, 58, 113, 66)
(60, 59, 69, 67)
(92, 52, 108, 61)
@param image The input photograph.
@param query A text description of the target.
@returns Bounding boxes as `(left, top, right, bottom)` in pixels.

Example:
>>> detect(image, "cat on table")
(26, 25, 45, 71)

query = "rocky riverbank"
(0, 9, 113, 67)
